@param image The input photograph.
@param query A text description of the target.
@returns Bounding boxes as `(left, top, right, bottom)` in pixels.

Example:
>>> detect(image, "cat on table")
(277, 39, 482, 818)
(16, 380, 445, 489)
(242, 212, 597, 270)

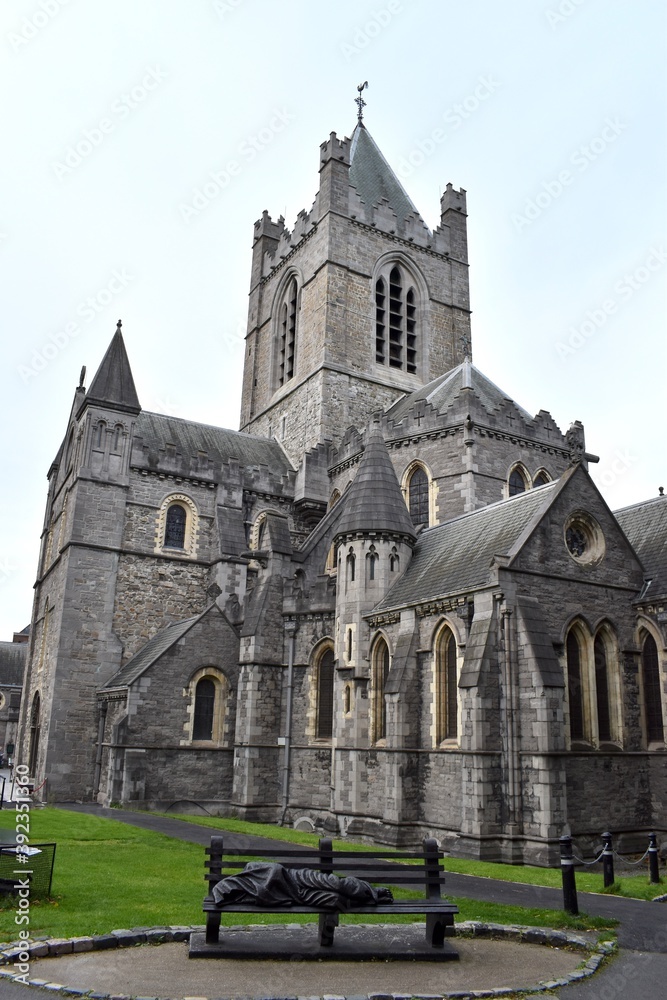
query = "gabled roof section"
(335, 424, 416, 541)
(79, 321, 141, 416)
(373, 480, 560, 612)
(615, 495, 667, 601)
(133, 412, 295, 482)
(349, 124, 425, 228)
(103, 606, 226, 688)
(385, 358, 534, 426)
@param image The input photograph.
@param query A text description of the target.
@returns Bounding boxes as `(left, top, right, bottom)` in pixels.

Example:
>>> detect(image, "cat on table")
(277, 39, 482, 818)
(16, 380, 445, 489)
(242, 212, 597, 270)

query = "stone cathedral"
(18, 113, 666, 865)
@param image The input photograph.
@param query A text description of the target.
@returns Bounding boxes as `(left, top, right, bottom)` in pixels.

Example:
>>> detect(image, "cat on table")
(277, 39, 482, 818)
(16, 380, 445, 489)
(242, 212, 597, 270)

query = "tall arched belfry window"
(375, 264, 418, 374)
(279, 276, 298, 386)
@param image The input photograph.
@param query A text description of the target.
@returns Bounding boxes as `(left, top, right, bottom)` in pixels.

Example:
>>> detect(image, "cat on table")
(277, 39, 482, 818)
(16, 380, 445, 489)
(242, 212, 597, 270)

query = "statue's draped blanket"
(212, 861, 393, 911)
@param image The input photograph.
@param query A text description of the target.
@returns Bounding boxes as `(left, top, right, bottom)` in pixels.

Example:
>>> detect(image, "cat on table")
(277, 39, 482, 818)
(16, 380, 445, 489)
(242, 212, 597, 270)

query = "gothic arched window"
(346, 548, 356, 586)
(593, 633, 612, 743)
(375, 264, 418, 374)
(278, 276, 298, 386)
(509, 466, 528, 496)
(533, 470, 550, 487)
(408, 466, 429, 526)
(316, 647, 335, 740)
(435, 626, 458, 743)
(371, 638, 390, 743)
(366, 544, 378, 583)
(164, 504, 187, 548)
(566, 629, 585, 743)
(641, 633, 664, 744)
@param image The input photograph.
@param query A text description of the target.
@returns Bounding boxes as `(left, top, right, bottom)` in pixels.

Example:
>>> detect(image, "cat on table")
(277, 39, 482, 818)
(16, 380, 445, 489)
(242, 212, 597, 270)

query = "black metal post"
(602, 831, 614, 888)
(560, 835, 579, 915)
(648, 832, 660, 885)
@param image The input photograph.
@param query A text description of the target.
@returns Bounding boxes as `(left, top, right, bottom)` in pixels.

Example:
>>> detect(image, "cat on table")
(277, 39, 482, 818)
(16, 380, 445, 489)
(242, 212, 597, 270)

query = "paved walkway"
(1, 804, 663, 999)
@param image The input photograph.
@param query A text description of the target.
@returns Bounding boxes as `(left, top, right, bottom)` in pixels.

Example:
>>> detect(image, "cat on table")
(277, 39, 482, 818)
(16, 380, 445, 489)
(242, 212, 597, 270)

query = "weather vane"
(355, 81, 368, 123)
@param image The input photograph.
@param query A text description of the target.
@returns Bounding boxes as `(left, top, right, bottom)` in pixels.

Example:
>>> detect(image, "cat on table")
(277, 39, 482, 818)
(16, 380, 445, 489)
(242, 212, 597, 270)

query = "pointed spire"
(78, 320, 141, 416)
(349, 124, 423, 226)
(335, 423, 416, 541)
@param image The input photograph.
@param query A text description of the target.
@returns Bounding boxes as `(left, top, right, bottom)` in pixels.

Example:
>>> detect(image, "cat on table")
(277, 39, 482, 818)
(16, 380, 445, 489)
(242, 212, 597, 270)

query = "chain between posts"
(560, 831, 662, 910)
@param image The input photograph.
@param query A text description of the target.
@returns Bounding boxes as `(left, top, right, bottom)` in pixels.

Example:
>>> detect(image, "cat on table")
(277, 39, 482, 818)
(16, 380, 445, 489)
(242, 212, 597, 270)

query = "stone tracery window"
(566, 623, 621, 747)
(375, 264, 418, 374)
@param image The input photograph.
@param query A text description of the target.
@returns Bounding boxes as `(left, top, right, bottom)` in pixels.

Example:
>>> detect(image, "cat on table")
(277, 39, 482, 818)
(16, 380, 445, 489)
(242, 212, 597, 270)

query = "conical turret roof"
(349, 124, 424, 226)
(79, 320, 140, 415)
(335, 424, 416, 541)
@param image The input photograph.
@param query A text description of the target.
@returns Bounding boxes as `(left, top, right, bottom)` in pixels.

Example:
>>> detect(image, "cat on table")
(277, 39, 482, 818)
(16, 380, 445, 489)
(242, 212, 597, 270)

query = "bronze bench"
(201, 834, 458, 949)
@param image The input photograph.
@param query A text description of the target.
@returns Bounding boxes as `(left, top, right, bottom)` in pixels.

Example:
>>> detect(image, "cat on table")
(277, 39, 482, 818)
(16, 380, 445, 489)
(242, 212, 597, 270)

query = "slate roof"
(335, 425, 416, 541)
(373, 480, 560, 612)
(104, 614, 201, 688)
(349, 124, 423, 226)
(615, 496, 667, 601)
(133, 411, 295, 479)
(0, 642, 26, 686)
(81, 322, 141, 415)
(385, 359, 534, 425)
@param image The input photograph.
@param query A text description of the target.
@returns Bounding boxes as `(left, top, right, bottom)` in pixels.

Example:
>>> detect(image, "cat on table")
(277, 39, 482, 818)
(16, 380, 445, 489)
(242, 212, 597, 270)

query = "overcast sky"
(1, 0, 665, 640)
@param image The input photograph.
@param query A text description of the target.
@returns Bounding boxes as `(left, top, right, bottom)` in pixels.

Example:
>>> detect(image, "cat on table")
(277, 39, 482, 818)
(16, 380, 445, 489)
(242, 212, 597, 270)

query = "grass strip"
(155, 811, 663, 901)
(0, 808, 617, 939)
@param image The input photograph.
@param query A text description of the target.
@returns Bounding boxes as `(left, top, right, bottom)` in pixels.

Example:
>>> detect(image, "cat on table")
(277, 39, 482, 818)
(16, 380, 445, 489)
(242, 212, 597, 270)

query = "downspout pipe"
(280, 620, 298, 826)
(93, 700, 108, 797)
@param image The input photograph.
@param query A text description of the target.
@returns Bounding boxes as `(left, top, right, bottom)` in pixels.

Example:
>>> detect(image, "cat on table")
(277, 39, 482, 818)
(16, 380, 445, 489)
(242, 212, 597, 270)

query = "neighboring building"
(0, 633, 27, 757)
(17, 113, 666, 865)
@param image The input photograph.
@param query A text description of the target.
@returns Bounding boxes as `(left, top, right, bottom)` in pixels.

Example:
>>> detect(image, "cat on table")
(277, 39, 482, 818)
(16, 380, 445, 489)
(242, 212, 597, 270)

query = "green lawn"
(159, 811, 665, 901)
(0, 808, 617, 940)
